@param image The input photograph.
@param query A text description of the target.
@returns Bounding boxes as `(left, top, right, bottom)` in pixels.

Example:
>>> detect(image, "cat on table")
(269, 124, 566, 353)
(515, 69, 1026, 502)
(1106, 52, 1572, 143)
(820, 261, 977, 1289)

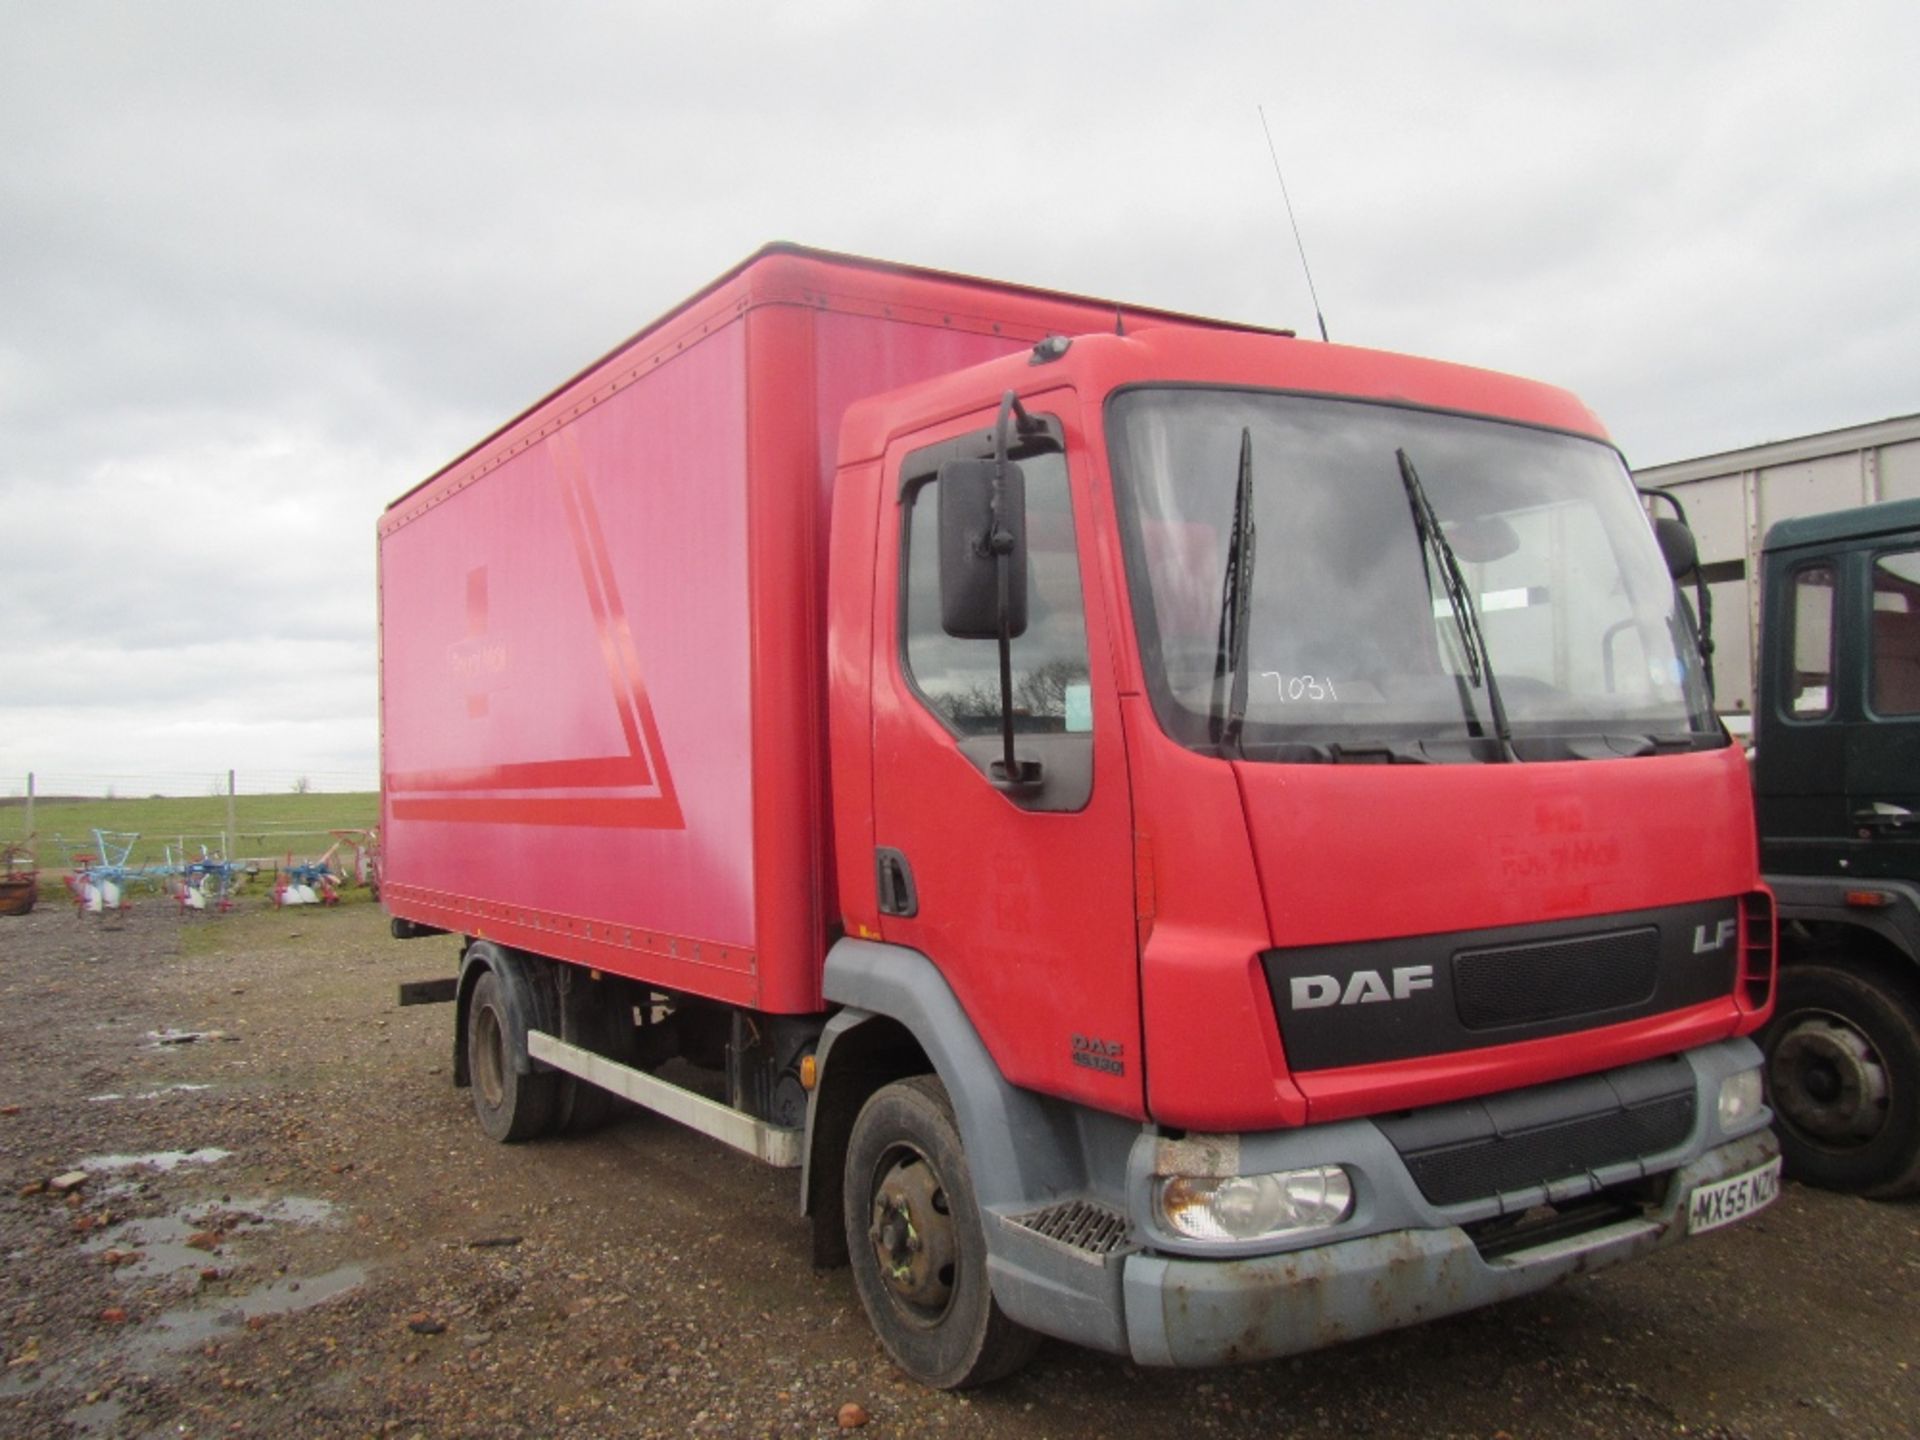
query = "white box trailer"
(1634, 413, 1920, 734)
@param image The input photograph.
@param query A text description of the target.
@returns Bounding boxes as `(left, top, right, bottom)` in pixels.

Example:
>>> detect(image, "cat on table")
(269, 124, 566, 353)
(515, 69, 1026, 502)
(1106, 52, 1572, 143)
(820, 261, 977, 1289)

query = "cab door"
(1756, 551, 1848, 874)
(869, 397, 1143, 1117)
(1843, 545, 1920, 879)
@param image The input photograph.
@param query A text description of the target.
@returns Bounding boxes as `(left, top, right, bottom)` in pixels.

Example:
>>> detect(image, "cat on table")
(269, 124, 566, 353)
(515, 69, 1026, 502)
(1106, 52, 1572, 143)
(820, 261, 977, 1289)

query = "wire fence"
(4, 771, 381, 875)
(1, 770, 378, 801)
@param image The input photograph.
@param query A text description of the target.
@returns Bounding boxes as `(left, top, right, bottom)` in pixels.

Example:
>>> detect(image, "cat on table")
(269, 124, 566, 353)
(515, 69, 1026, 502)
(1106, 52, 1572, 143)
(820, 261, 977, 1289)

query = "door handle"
(1853, 804, 1919, 835)
(875, 848, 918, 917)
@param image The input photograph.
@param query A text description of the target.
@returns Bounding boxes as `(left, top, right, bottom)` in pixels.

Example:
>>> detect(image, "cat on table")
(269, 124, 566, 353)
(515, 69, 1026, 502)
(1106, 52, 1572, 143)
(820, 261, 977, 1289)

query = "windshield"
(1108, 388, 1720, 762)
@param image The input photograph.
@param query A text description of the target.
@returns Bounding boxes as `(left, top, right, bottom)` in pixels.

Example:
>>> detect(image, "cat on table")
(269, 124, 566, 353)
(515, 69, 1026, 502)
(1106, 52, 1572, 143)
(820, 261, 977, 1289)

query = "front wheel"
(843, 1076, 1038, 1388)
(1761, 960, 1920, 1197)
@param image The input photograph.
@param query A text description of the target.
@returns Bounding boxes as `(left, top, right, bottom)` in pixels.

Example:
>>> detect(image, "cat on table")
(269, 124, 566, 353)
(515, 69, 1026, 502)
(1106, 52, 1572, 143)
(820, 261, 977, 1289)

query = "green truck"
(1641, 415, 1920, 1196)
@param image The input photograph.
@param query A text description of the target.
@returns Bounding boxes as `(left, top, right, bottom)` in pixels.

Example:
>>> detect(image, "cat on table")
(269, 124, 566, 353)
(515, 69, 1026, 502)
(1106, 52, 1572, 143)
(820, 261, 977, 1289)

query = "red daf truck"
(381, 245, 1780, 1386)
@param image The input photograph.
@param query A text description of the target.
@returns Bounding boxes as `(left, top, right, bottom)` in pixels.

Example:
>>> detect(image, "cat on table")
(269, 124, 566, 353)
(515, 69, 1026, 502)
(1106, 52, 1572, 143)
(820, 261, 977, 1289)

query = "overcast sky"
(4, 1, 1915, 796)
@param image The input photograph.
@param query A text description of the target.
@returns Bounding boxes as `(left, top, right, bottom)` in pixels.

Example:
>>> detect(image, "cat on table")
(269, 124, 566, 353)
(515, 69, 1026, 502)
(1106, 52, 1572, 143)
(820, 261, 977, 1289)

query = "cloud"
(3, 1, 1917, 788)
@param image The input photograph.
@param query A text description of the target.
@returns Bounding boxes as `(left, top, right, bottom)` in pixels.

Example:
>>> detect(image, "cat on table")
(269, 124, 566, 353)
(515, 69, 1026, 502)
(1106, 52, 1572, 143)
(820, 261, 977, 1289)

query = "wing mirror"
(937, 458, 1028, 640)
(1444, 515, 1520, 565)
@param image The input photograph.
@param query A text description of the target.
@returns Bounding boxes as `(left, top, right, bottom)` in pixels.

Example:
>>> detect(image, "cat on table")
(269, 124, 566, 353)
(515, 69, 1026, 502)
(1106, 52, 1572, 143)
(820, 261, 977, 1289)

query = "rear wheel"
(467, 969, 559, 1143)
(553, 1074, 619, 1135)
(1761, 960, 1920, 1197)
(843, 1076, 1038, 1389)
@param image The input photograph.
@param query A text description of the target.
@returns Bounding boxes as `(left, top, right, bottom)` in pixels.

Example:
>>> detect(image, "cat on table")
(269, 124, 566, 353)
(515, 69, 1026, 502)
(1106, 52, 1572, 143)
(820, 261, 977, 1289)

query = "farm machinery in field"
(269, 830, 380, 906)
(54, 827, 380, 916)
(0, 840, 37, 916)
(57, 830, 237, 915)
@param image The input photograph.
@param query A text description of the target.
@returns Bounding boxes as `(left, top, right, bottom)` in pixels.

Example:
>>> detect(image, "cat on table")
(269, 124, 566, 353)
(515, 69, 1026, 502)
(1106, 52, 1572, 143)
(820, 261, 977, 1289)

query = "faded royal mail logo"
(447, 567, 510, 718)
(387, 430, 684, 830)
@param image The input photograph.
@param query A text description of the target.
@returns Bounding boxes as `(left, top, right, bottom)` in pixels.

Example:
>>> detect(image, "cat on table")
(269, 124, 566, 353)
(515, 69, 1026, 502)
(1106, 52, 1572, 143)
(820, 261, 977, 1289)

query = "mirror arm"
(983, 391, 1036, 543)
(994, 556, 1021, 781)
(1692, 568, 1716, 701)
(988, 389, 1042, 791)
(1641, 487, 1716, 701)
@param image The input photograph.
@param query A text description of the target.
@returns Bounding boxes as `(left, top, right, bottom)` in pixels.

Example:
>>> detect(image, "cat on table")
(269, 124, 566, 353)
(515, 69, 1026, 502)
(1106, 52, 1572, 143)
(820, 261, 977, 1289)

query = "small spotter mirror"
(1653, 515, 1698, 579)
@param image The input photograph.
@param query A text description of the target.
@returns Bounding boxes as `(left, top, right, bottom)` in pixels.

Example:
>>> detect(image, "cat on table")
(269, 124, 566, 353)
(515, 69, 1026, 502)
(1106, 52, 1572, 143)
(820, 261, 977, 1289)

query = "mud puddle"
(84, 1193, 339, 1280)
(7, 1192, 367, 1435)
(78, 1147, 233, 1176)
(144, 1027, 239, 1048)
(88, 1083, 214, 1103)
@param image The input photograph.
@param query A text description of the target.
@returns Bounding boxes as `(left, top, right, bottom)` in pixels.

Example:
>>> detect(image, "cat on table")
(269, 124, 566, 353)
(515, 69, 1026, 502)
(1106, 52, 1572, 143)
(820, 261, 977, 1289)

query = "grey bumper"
(1121, 1126, 1778, 1368)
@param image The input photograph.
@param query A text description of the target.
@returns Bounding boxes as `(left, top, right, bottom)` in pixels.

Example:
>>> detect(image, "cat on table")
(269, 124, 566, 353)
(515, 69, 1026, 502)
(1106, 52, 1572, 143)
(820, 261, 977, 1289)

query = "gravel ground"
(1, 898, 1917, 1439)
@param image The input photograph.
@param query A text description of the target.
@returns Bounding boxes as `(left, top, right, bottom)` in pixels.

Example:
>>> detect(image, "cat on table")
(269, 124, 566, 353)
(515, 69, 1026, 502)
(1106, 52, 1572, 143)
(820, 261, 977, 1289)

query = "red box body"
(378, 246, 1261, 1013)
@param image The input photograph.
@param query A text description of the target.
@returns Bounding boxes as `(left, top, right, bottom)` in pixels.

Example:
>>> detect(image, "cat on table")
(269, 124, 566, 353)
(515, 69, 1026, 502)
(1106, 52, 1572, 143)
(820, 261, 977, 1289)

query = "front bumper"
(1121, 1126, 1777, 1367)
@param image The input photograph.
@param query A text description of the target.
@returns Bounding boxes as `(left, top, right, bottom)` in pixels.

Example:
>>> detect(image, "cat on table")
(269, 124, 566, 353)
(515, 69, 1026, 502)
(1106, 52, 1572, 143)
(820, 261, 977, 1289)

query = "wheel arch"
(1773, 877, 1920, 986)
(1780, 917, 1920, 1011)
(455, 939, 559, 1085)
(801, 939, 1097, 1269)
(801, 1010, 930, 1268)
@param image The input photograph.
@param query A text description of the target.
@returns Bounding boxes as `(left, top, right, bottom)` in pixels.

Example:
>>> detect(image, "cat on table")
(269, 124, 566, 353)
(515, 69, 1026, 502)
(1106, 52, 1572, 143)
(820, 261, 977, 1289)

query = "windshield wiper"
(1209, 428, 1257, 755)
(1395, 448, 1516, 762)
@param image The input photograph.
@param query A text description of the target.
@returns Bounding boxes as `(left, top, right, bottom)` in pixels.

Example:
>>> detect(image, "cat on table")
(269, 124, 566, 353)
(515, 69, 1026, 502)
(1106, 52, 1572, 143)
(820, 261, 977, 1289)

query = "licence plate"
(1687, 1156, 1781, 1235)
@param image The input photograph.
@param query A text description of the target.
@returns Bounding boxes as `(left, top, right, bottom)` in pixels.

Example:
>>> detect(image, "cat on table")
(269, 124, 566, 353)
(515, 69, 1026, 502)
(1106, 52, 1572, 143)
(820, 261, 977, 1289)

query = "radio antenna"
(1257, 104, 1330, 342)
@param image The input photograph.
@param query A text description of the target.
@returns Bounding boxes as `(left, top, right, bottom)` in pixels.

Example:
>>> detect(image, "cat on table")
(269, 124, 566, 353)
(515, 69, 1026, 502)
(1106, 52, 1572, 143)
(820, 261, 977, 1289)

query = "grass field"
(10, 792, 380, 869)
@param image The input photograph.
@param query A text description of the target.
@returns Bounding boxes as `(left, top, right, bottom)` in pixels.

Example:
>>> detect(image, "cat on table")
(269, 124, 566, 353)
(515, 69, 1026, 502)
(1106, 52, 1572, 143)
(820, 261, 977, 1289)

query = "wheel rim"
(1770, 1009, 1891, 1146)
(867, 1143, 959, 1326)
(473, 1002, 507, 1108)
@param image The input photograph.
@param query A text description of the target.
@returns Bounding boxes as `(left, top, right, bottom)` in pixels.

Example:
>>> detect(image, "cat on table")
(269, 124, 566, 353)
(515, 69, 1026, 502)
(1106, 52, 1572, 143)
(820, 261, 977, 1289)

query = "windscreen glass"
(1107, 389, 1719, 761)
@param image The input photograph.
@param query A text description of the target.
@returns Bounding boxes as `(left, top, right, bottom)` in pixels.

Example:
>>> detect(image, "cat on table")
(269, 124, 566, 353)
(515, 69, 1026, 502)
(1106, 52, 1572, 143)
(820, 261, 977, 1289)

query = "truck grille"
(1377, 1056, 1698, 1208)
(1453, 927, 1660, 1030)
(1263, 898, 1740, 1071)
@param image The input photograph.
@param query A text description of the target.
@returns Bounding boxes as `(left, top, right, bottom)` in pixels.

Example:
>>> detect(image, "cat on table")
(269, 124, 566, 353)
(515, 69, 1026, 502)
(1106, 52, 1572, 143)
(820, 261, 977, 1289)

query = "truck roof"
(836, 325, 1612, 469)
(387, 243, 1291, 512)
(1764, 495, 1920, 553)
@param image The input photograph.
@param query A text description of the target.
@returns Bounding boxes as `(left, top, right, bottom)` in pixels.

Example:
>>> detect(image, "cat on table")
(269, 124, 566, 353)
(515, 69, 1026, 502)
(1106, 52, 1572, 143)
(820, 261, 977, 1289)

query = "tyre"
(1761, 960, 1920, 1197)
(553, 1074, 619, 1136)
(843, 1076, 1039, 1389)
(467, 968, 560, 1143)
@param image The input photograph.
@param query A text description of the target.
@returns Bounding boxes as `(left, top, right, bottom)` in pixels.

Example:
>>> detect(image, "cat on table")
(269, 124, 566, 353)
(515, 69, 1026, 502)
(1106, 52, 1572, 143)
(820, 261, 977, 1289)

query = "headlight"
(1155, 1165, 1354, 1243)
(1718, 1068, 1764, 1130)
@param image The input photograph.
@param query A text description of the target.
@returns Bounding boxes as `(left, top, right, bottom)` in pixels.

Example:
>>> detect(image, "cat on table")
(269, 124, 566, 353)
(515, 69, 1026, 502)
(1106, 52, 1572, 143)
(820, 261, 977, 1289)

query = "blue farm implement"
(59, 830, 242, 916)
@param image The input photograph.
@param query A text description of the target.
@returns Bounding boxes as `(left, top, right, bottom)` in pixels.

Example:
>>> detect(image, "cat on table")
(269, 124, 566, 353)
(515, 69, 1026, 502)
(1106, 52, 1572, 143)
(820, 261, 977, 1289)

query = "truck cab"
(820, 323, 1778, 1375)
(1754, 498, 1920, 1195)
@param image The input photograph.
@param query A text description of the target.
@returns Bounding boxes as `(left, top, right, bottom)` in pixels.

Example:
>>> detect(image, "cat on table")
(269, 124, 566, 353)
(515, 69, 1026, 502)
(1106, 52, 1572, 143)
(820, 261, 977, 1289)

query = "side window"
(1785, 563, 1835, 718)
(904, 451, 1092, 736)
(1871, 550, 1920, 716)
